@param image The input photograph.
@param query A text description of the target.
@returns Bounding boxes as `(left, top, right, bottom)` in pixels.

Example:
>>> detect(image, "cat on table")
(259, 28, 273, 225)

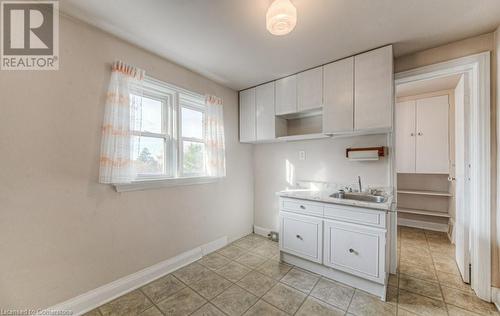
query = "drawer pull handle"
(299, 205, 306, 209)
(296, 235, 303, 240)
(349, 248, 356, 254)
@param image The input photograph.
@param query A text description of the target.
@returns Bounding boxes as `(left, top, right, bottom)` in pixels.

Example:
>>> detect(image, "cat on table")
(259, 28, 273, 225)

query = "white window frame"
(115, 76, 217, 192)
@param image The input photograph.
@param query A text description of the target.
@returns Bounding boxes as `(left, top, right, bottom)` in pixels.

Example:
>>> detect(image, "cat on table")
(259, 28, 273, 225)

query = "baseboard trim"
(46, 236, 227, 315)
(398, 218, 448, 232)
(253, 225, 273, 237)
(492, 287, 500, 311)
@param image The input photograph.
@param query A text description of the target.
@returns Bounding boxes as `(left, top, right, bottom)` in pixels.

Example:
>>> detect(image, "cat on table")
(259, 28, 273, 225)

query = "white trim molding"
(253, 225, 274, 237)
(395, 51, 491, 301)
(45, 237, 227, 315)
(398, 217, 449, 232)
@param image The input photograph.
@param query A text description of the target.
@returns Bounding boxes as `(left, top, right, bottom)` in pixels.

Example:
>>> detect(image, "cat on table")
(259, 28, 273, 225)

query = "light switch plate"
(299, 151, 306, 160)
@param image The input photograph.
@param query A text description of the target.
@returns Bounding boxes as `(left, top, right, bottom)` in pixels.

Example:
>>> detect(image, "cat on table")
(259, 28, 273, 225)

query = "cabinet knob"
(299, 205, 306, 209)
(349, 248, 355, 254)
(417, 132, 423, 136)
(296, 235, 303, 240)
(410, 133, 415, 136)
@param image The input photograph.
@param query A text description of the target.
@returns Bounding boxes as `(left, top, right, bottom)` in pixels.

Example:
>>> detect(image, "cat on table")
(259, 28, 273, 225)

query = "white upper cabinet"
(395, 95, 449, 174)
(395, 100, 416, 173)
(323, 57, 354, 133)
(415, 95, 449, 174)
(256, 82, 276, 141)
(275, 75, 297, 115)
(297, 66, 323, 112)
(239, 88, 256, 143)
(354, 46, 393, 130)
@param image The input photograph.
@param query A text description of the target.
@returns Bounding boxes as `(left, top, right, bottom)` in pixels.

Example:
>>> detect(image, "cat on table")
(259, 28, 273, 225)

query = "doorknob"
(296, 235, 303, 240)
(410, 132, 415, 136)
(448, 176, 456, 181)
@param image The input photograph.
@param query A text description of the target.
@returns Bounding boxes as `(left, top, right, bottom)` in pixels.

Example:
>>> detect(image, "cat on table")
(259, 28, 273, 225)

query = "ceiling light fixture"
(266, 0, 297, 36)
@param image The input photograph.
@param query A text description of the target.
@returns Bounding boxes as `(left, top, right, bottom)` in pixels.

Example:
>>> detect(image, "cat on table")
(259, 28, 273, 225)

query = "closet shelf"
(397, 189, 452, 197)
(397, 208, 450, 218)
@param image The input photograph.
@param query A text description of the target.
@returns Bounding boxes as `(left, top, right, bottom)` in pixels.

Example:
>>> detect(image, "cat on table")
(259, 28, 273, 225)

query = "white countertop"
(276, 189, 394, 211)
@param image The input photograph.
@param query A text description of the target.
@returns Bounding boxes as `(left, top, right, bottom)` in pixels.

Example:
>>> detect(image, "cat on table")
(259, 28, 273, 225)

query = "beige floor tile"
(236, 253, 268, 269)
(156, 287, 206, 316)
(217, 245, 247, 260)
(398, 289, 447, 316)
(446, 304, 485, 316)
(399, 274, 443, 301)
(430, 246, 455, 258)
(139, 306, 163, 316)
(251, 244, 279, 259)
(237, 270, 277, 296)
(388, 274, 398, 287)
(296, 297, 345, 316)
(310, 278, 355, 310)
(399, 262, 438, 282)
(215, 261, 251, 282)
(232, 236, 263, 250)
(397, 306, 421, 316)
(190, 270, 232, 300)
(99, 290, 152, 316)
(141, 274, 185, 303)
(82, 310, 101, 316)
(436, 270, 473, 293)
(199, 253, 231, 270)
(255, 259, 292, 280)
(243, 300, 287, 316)
(280, 267, 320, 293)
(347, 290, 396, 316)
(400, 257, 435, 271)
(212, 285, 259, 316)
(262, 283, 307, 314)
(441, 286, 499, 316)
(173, 262, 210, 285)
(191, 303, 226, 316)
(400, 249, 433, 263)
(432, 256, 461, 275)
(387, 286, 398, 305)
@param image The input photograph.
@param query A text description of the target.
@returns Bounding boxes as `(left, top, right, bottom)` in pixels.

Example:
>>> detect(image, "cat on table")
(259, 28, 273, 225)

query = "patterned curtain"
(99, 61, 145, 184)
(205, 95, 226, 177)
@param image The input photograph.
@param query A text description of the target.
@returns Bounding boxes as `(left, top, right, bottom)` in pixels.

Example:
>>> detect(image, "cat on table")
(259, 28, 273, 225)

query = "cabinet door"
(354, 46, 393, 130)
(395, 100, 416, 173)
(297, 66, 323, 112)
(416, 95, 449, 174)
(275, 75, 297, 115)
(256, 82, 276, 140)
(239, 88, 256, 142)
(323, 57, 354, 133)
(323, 220, 385, 284)
(279, 211, 323, 263)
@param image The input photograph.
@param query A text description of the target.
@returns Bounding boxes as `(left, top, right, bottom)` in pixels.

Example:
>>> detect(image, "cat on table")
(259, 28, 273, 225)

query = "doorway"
(394, 52, 491, 301)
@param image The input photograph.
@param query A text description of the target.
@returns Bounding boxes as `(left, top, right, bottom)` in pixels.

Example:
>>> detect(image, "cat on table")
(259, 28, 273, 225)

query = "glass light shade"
(266, 0, 297, 36)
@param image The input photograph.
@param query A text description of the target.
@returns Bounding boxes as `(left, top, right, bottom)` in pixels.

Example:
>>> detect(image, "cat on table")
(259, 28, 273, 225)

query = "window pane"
(182, 141, 205, 175)
(131, 95, 163, 134)
(182, 107, 203, 139)
(132, 136, 165, 175)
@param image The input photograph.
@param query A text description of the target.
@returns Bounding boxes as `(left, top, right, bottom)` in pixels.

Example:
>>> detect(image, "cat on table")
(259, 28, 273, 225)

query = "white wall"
(0, 16, 254, 309)
(253, 134, 390, 231)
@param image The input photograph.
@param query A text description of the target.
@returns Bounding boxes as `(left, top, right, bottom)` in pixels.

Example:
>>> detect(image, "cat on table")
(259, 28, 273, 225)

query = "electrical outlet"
(299, 151, 306, 160)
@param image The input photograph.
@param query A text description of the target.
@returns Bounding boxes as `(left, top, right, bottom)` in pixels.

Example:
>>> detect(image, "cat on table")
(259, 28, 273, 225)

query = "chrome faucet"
(358, 176, 362, 192)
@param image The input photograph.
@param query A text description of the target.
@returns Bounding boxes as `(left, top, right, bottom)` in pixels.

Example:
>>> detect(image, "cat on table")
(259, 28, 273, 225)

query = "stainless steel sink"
(329, 191, 387, 203)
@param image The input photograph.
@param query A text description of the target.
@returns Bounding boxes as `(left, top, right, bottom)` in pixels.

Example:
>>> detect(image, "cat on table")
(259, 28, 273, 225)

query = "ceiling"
(60, 0, 500, 90)
(396, 74, 462, 98)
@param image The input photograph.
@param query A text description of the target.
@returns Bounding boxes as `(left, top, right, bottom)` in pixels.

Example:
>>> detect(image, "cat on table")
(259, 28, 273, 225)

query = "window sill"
(114, 176, 222, 192)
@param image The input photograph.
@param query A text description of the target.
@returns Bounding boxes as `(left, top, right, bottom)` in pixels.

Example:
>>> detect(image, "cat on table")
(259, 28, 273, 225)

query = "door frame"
(394, 52, 491, 301)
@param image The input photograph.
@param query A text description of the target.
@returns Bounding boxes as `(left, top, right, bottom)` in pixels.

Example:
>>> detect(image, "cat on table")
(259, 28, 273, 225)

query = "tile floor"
(85, 227, 499, 316)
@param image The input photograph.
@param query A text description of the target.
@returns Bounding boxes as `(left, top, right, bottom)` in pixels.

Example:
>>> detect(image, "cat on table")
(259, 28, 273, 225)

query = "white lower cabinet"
(279, 212, 323, 263)
(323, 220, 386, 284)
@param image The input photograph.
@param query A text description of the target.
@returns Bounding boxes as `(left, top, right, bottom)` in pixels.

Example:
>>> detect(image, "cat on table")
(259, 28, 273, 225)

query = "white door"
(256, 82, 276, 141)
(395, 100, 416, 173)
(415, 95, 449, 173)
(297, 66, 323, 112)
(275, 75, 297, 115)
(239, 88, 256, 142)
(454, 75, 470, 282)
(323, 57, 354, 133)
(354, 46, 393, 130)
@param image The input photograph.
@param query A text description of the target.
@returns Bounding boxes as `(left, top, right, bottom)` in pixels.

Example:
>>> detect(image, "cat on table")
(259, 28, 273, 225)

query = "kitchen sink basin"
(329, 192, 387, 203)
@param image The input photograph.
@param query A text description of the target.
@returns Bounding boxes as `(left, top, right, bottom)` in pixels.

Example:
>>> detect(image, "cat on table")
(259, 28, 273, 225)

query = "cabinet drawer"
(279, 212, 323, 263)
(323, 220, 385, 283)
(281, 198, 324, 216)
(324, 204, 386, 228)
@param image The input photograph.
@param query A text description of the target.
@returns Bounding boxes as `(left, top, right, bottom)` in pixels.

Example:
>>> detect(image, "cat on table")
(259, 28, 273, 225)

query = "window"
(131, 77, 207, 181)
